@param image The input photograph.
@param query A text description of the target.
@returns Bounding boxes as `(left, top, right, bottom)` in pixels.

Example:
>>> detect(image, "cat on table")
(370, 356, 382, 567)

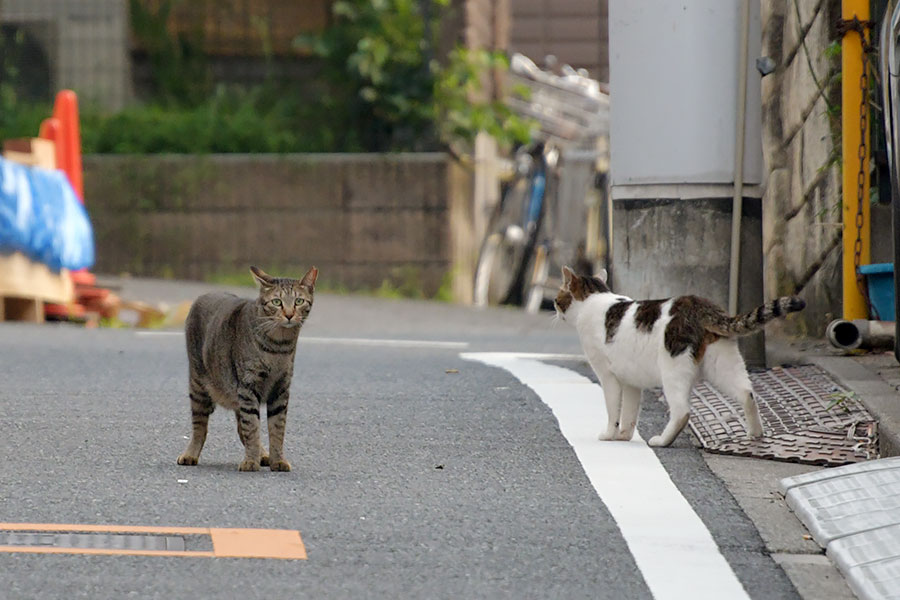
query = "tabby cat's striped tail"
(707, 296, 806, 337)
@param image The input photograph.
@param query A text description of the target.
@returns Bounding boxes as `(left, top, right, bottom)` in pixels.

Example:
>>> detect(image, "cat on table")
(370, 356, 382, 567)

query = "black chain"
(841, 17, 877, 318)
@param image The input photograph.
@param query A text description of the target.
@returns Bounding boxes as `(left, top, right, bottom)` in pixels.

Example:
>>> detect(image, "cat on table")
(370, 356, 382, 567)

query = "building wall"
(1, 0, 133, 110)
(759, 0, 843, 334)
(510, 0, 608, 82)
(458, 0, 608, 81)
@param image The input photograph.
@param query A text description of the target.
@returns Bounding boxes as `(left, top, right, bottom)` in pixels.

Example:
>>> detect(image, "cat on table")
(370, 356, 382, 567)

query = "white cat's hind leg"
(702, 341, 763, 438)
(596, 372, 623, 441)
(648, 357, 696, 447)
(616, 384, 642, 440)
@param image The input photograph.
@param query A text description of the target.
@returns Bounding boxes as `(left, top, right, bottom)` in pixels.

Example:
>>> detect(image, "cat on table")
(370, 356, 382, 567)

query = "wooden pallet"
(0, 296, 45, 322)
(0, 252, 74, 323)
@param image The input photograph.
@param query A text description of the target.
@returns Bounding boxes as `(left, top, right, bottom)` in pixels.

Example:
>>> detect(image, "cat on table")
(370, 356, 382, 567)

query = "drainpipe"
(841, 0, 872, 320)
(728, 0, 751, 316)
(826, 319, 895, 350)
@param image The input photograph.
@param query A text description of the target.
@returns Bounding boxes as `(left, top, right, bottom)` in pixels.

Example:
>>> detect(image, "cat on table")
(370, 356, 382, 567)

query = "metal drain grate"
(0, 532, 185, 551)
(688, 365, 878, 466)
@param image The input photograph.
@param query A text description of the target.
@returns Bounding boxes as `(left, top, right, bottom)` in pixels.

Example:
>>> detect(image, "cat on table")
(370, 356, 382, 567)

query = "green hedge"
(0, 88, 356, 154)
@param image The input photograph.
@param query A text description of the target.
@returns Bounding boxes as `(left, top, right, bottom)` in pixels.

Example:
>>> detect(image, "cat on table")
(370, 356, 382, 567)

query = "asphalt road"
(0, 282, 803, 599)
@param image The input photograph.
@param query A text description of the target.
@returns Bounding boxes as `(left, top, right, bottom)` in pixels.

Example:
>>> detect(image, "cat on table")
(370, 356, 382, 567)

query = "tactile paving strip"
(688, 365, 878, 466)
(780, 457, 900, 600)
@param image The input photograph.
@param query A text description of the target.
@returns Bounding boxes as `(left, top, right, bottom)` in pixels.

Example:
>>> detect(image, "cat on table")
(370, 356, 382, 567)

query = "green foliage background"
(0, 0, 532, 154)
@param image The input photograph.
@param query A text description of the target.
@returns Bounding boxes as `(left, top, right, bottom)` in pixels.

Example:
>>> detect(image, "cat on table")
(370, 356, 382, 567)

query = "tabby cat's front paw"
(269, 459, 292, 472)
(177, 454, 198, 466)
(238, 459, 260, 472)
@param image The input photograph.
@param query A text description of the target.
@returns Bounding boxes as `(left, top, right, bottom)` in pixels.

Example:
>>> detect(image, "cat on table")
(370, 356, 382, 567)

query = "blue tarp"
(0, 156, 94, 271)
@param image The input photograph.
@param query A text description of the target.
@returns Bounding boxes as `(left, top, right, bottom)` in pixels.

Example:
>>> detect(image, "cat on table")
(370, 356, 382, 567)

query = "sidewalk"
(766, 335, 900, 600)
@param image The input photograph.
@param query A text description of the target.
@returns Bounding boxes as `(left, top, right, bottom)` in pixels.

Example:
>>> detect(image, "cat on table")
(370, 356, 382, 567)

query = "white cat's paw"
(747, 425, 764, 438)
(615, 430, 635, 441)
(597, 429, 618, 441)
(647, 435, 669, 447)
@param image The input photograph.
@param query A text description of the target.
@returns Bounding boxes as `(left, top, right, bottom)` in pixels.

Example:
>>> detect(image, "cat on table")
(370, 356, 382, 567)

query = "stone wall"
(83, 154, 475, 301)
(760, 0, 843, 334)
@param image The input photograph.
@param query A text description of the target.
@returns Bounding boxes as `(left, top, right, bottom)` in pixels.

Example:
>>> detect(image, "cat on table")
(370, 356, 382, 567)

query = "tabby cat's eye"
(295, 298, 306, 306)
(271, 298, 282, 306)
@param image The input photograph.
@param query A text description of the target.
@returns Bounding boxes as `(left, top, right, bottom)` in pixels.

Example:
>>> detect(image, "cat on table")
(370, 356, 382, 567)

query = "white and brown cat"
(554, 266, 805, 447)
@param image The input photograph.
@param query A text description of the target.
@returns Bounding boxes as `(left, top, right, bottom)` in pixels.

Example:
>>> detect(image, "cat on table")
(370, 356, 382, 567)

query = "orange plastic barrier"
(44, 91, 84, 203)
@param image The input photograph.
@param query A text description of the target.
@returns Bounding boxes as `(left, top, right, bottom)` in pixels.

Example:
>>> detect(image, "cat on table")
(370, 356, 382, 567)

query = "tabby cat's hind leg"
(234, 413, 269, 466)
(177, 386, 215, 465)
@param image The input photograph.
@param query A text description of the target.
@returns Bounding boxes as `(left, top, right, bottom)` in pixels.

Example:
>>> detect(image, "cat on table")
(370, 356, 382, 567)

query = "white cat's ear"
(300, 266, 318, 289)
(561, 266, 576, 288)
(250, 266, 275, 289)
(596, 268, 608, 284)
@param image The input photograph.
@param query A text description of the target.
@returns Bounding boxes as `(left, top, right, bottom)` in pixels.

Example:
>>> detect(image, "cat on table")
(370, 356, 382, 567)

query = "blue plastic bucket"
(858, 263, 895, 321)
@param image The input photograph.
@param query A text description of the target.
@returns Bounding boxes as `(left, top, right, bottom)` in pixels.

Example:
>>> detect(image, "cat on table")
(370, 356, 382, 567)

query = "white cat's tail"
(706, 296, 806, 337)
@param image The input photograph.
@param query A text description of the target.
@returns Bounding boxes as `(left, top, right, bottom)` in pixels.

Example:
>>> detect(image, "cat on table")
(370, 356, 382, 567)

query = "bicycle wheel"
(524, 243, 551, 313)
(473, 176, 534, 307)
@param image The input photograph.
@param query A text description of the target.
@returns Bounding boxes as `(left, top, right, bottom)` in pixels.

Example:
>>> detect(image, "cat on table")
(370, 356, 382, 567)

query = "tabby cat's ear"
(561, 266, 576, 289)
(250, 266, 275, 289)
(300, 266, 318, 289)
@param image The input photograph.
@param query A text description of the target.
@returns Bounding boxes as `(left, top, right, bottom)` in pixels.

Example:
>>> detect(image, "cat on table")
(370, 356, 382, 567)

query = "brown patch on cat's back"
(664, 296, 725, 361)
(634, 299, 666, 332)
(605, 301, 633, 343)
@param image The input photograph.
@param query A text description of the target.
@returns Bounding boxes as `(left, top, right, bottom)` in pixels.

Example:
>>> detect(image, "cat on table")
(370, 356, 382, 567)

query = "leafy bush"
(298, 0, 533, 153)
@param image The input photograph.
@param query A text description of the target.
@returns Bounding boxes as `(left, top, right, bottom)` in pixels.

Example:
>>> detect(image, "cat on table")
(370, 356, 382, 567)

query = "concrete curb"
(808, 356, 900, 458)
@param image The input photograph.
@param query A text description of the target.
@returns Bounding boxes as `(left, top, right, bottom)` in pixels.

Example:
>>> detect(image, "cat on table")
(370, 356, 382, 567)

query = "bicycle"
(472, 53, 610, 311)
(472, 141, 558, 307)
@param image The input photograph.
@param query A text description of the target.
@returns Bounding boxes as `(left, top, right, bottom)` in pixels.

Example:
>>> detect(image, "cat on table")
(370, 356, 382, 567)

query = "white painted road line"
(462, 352, 751, 600)
(136, 331, 469, 350)
(302, 337, 469, 350)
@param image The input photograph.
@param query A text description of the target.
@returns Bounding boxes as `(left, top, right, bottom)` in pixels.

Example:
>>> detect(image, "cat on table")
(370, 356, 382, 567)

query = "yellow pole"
(842, 0, 871, 320)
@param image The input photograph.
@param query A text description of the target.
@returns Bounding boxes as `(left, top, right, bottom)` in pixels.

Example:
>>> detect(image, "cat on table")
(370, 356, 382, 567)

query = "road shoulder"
(705, 454, 857, 600)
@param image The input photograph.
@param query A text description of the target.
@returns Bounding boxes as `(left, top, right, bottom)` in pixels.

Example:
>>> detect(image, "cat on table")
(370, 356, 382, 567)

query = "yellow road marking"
(0, 523, 306, 560)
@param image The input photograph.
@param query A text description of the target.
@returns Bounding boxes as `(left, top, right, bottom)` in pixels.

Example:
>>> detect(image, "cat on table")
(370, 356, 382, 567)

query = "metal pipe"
(841, 0, 872, 319)
(728, 0, 751, 315)
(882, 0, 900, 363)
(826, 319, 896, 350)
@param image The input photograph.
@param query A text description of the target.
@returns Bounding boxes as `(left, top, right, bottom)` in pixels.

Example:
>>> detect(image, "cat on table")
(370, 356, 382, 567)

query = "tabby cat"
(177, 265, 317, 471)
(554, 266, 804, 447)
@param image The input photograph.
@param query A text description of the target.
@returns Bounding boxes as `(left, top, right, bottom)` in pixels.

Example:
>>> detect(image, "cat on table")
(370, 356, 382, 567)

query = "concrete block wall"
(82, 154, 475, 300)
(760, 0, 843, 334)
